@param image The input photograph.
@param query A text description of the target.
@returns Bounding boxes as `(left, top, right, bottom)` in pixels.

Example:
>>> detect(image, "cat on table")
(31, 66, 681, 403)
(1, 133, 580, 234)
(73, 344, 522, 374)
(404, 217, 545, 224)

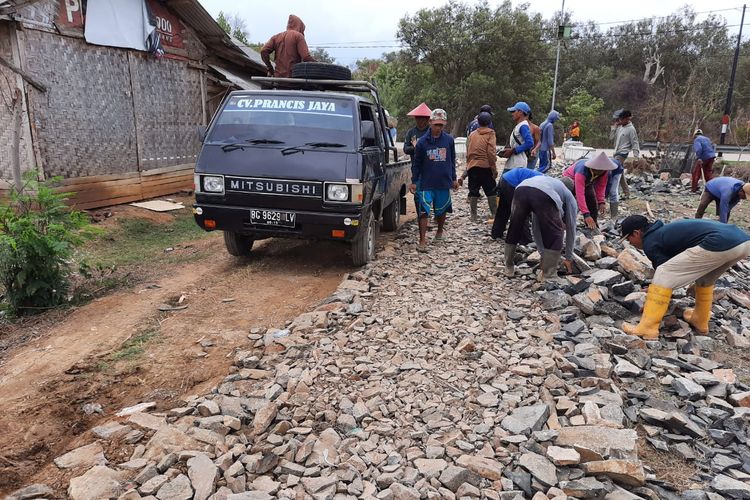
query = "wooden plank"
(140, 163, 194, 176)
(55, 177, 142, 194)
(56, 171, 141, 186)
(140, 182, 193, 199)
(71, 194, 146, 211)
(140, 171, 194, 184)
(66, 184, 143, 205)
(141, 174, 193, 188)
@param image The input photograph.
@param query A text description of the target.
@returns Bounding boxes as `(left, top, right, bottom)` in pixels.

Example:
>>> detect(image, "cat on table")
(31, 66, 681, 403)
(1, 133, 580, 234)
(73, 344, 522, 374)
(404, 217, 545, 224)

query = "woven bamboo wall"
(0, 23, 36, 184)
(23, 29, 139, 178)
(129, 54, 202, 171)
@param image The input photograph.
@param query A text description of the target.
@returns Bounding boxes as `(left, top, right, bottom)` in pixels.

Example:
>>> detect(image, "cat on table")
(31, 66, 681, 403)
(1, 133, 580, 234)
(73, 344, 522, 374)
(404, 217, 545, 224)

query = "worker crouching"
(619, 215, 750, 339)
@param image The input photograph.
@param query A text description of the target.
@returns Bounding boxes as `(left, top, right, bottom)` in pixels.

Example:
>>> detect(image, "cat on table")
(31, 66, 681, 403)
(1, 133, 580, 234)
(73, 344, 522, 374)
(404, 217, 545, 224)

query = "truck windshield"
(208, 95, 356, 148)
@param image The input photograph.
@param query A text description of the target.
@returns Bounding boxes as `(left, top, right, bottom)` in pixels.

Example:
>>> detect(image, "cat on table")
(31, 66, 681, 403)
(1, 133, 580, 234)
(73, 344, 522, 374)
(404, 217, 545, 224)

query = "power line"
(309, 5, 745, 47)
(308, 22, 750, 49)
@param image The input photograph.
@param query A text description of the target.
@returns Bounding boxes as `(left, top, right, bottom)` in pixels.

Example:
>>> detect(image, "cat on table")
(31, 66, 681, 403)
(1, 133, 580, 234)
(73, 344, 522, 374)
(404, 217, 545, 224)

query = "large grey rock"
(500, 404, 549, 435)
(6, 484, 54, 500)
(414, 458, 448, 479)
(156, 474, 193, 500)
(711, 474, 750, 499)
(589, 269, 623, 286)
(68, 466, 126, 500)
(54, 443, 107, 470)
(187, 454, 218, 500)
(673, 377, 706, 400)
(438, 465, 480, 492)
(617, 248, 654, 281)
(518, 452, 558, 487)
(554, 426, 638, 461)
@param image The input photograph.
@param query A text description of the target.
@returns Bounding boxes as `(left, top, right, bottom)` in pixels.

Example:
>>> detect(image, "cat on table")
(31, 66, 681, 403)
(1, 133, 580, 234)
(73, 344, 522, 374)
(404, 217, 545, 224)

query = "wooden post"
(10, 89, 23, 191)
(200, 69, 207, 126)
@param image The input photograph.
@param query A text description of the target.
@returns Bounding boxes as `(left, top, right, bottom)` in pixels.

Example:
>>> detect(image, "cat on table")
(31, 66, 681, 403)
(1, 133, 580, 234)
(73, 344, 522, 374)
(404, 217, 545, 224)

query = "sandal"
(417, 242, 428, 253)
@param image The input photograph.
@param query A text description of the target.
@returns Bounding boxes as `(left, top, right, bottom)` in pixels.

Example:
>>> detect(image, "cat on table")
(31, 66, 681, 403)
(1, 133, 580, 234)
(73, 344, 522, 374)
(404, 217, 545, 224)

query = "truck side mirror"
(361, 121, 376, 147)
(196, 125, 207, 143)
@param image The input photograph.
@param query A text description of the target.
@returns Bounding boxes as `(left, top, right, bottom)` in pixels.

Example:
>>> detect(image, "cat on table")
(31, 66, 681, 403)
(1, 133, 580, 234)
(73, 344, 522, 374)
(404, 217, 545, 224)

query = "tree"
(395, 0, 551, 137)
(216, 11, 250, 45)
(310, 48, 335, 64)
(561, 88, 605, 145)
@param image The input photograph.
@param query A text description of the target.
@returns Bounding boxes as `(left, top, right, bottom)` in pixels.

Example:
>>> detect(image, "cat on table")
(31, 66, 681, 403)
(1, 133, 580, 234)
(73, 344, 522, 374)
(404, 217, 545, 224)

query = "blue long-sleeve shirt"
(705, 176, 744, 223)
(693, 135, 716, 162)
(502, 167, 542, 188)
(642, 219, 750, 268)
(412, 131, 456, 190)
(513, 123, 534, 154)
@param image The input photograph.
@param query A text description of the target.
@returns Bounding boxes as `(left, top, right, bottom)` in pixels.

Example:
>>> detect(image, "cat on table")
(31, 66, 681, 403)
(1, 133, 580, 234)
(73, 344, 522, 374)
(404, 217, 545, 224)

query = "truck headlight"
(326, 184, 349, 202)
(203, 176, 224, 193)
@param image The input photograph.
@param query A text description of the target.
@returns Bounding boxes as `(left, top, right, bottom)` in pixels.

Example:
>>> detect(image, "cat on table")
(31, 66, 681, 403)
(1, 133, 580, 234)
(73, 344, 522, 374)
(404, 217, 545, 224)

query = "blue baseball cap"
(507, 101, 531, 114)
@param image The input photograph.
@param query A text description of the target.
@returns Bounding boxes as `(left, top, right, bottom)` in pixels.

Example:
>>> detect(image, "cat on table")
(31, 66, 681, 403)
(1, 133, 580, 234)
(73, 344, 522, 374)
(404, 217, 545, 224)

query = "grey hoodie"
(611, 122, 640, 158)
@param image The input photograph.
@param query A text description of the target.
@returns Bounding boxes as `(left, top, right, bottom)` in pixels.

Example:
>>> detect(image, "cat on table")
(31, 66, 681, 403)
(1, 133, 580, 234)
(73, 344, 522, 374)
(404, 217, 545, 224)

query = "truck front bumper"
(193, 203, 363, 241)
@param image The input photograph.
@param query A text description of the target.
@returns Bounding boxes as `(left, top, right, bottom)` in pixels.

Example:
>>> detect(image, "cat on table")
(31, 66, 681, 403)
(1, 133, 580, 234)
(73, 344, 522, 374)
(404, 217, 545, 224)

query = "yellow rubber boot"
(683, 285, 714, 335)
(622, 284, 672, 340)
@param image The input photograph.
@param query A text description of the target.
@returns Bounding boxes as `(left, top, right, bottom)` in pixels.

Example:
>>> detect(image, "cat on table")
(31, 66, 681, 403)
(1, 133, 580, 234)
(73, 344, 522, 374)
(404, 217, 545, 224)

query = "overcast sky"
(200, 0, 748, 65)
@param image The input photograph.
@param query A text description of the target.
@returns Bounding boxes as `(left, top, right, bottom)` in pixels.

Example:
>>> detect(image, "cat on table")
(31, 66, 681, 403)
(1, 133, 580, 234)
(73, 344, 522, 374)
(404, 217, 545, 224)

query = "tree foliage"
(310, 48, 336, 64)
(361, 3, 747, 147)
(216, 11, 250, 45)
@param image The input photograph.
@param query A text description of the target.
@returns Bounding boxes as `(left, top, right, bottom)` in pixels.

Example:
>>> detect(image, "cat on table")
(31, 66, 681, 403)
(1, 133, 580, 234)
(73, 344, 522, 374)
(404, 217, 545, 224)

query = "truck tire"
(382, 199, 401, 232)
(292, 62, 352, 81)
(351, 213, 376, 266)
(223, 231, 254, 256)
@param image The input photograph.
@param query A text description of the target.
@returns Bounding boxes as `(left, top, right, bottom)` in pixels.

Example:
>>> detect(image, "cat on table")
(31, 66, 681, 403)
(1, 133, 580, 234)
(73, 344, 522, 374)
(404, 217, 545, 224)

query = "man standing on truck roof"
(260, 15, 316, 78)
(410, 108, 458, 252)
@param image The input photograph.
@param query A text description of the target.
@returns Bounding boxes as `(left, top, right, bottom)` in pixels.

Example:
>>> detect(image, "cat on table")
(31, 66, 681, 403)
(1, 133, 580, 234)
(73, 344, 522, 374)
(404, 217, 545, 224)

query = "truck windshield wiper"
(281, 142, 347, 156)
(221, 138, 285, 152)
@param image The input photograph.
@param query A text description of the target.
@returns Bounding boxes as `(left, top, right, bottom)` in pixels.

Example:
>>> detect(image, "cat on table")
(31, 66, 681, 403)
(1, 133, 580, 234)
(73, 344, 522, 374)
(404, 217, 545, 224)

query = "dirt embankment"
(0, 225, 355, 493)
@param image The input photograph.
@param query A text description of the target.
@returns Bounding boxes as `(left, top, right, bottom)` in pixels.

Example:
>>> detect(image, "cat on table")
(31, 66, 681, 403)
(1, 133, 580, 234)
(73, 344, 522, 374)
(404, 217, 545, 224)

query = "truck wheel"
(382, 200, 401, 232)
(291, 62, 352, 81)
(223, 231, 254, 256)
(351, 214, 376, 266)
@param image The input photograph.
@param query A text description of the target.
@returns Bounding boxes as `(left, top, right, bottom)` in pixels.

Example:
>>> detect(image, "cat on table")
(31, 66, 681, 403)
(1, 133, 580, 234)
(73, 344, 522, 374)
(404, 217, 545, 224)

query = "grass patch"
(108, 328, 158, 363)
(81, 212, 210, 268)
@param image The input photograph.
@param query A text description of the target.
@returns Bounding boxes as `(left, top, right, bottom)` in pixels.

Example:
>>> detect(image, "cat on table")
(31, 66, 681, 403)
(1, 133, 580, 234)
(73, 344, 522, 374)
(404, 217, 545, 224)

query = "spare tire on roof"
(292, 62, 352, 81)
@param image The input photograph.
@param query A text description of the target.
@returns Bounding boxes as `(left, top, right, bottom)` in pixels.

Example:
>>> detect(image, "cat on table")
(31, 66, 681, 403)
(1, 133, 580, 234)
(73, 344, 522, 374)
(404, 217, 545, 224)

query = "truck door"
(360, 104, 386, 205)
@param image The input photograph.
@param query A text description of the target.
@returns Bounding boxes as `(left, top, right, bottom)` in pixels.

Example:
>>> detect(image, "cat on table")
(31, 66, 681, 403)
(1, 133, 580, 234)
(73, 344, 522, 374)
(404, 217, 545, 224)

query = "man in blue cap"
(501, 102, 534, 172)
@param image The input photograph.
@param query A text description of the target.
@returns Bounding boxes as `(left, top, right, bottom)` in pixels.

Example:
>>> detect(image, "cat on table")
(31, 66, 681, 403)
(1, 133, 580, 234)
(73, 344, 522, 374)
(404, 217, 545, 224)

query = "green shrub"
(0, 172, 96, 315)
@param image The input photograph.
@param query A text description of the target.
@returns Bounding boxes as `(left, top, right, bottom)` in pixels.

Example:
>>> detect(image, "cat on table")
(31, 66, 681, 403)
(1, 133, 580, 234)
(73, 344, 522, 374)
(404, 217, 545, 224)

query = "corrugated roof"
(166, 0, 264, 75)
(208, 64, 260, 90)
(230, 35, 267, 73)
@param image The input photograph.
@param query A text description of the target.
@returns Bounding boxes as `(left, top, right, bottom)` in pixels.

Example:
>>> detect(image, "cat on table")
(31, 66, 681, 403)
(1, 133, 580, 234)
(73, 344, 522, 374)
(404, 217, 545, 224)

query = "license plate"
(249, 209, 296, 227)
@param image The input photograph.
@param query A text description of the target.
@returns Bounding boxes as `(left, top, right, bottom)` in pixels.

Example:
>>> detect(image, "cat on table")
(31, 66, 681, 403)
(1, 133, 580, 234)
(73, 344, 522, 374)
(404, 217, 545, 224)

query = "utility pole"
(550, 0, 566, 112)
(719, 3, 746, 154)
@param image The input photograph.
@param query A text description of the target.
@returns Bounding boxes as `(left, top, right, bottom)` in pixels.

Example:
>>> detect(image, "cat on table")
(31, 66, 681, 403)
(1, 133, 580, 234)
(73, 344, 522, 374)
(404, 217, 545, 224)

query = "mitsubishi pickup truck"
(192, 76, 410, 266)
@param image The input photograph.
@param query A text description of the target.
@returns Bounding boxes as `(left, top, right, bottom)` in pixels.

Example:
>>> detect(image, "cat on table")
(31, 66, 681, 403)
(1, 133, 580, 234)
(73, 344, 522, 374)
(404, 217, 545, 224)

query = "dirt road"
(0, 231, 359, 492)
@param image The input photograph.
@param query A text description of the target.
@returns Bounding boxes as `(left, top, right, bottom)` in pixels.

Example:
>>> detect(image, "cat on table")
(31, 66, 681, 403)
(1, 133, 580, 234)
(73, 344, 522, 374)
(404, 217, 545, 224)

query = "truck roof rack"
(250, 77, 378, 94)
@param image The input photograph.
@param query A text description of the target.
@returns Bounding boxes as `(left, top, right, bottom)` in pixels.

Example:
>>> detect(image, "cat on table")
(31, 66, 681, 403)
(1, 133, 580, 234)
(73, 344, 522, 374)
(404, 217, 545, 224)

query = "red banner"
(147, 0, 184, 49)
(57, 0, 84, 28)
